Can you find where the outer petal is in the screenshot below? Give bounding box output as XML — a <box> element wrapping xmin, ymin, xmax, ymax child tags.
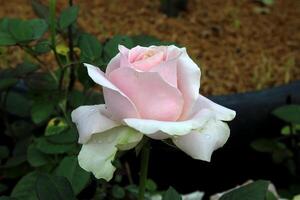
<box><xmin>194</xmin><ymin>95</ymin><xmax>236</xmax><ymax>121</ymax></box>
<box><xmin>173</xmin><ymin>120</ymin><xmax>230</xmax><ymax>161</ymax></box>
<box><xmin>78</xmin><ymin>126</ymin><xmax>143</xmax><ymax>181</ymax></box>
<box><xmin>71</xmin><ymin>105</ymin><xmax>119</xmax><ymax>143</ymax></box>
<box><xmin>85</xmin><ymin>63</ymin><xmax>139</xmax><ymax>120</ymax></box>
<box><xmin>106</xmin><ymin>53</ymin><xmax>121</xmax><ymax>75</ymax></box>
<box><xmin>123</xmin><ymin>108</ymin><xmax>213</xmax><ymax>137</ymax></box>
<box><xmin>175</xmin><ymin>46</ymin><xmax>201</xmax><ymax>120</ymax></box>
<box><xmin>109</xmin><ymin>67</ymin><xmax>184</xmax><ymax>121</ymax></box>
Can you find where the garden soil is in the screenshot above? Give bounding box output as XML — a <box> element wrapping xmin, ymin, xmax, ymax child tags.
<box><xmin>0</xmin><ymin>0</ymin><xmax>300</xmax><ymax>95</ymax></box>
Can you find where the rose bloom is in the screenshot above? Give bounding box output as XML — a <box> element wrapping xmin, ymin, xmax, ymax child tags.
<box><xmin>72</xmin><ymin>45</ymin><xmax>236</xmax><ymax>180</ymax></box>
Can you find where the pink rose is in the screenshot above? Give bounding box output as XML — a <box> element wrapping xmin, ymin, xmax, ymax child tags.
<box><xmin>72</xmin><ymin>45</ymin><xmax>236</xmax><ymax>180</ymax></box>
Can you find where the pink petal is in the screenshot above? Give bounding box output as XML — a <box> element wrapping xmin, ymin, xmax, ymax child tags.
<box><xmin>71</xmin><ymin>104</ymin><xmax>119</xmax><ymax>143</ymax></box>
<box><xmin>128</xmin><ymin>45</ymin><xmax>148</xmax><ymax>63</ymax></box>
<box><xmin>106</xmin><ymin>53</ymin><xmax>121</xmax><ymax>75</ymax></box>
<box><xmin>109</xmin><ymin>67</ymin><xmax>184</xmax><ymax>121</ymax></box>
<box><xmin>193</xmin><ymin>95</ymin><xmax>236</xmax><ymax>121</ymax></box>
<box><xmin>85</xmin><ymin>63</ymin><xmax>140</xmax><ymax>120</ymax></box>
<box><xmin>174</xmin><ymin>46</ymin><xmax>201</xmax><ymax>120</ymax></box>
<box><xmin>132</xmin><ymin>51</ymin><xmax>164</xmax><ymax>71</ymax></box>
<box><xmin>150</xmin><ymin>47</ymin><xmax>181</xmax><ymax>88</ymax></box>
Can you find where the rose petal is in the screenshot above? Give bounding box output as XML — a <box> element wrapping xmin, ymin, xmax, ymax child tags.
<box><xmin>106</xmin><ymin>53</ymin><xmax>121</xmax><ymax>75</ymax></box>
<box><xmin>78</xmin><ymin>126</ymin><xmax>143</xmax><ymax>181</ymax></box>
<box><xmin>85</xmin><ymin>63</ymin><xmax>139</xmax><ymax>120</ymax></box>
<box><xmin>133</xmin><ymin>51</ymin><xmax>164</xmax><ymax>71</ymax></box>
<box><xmin>128</xmin><ymin>45</ymin><xmax>148</xmax><ymax>63</ymax></box>
<box><xmin>174</xmin><ymin>46</ymin><xmax>201</xmax><ymax>120</ymax></box>
<box><xmin>173</xmin><ymin>119</ymin><xmax>230</xmax><ymax>161</ymax></box>
<box><xmin>123</xmin><ymin>108</ymin><xmax>213</xmax><ymax>136</ymax></box>
<box><xmin>109</xmin><ymin>67</ymin><xmax>184</xmax><ymax>121</ymax></box>
<box><xmin>71</xmin><ymin>104</ymin><xmax>119</xmax><ymax>143</ymax></box>
<box><xmin>150</xmin><ymin>52</ymin><xmax>179</xmax><ymax>88</ymax></box>
<box><xmin>194</xmin><ymin>95</ymin><xmax>236</xmax><ymax>121</ymax></box>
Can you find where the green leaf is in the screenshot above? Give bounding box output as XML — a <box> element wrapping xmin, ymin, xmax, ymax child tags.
<box><xmin>11</xmin><ymin>172</ymin><xmax>38</xmax><ymax>200</ymax></box>
<box><xmin>131</xmin><ymin>35</ymin><xmax>161</xmax><ymax>47</ymax></box>
<box><xmin>281</xmin><ymin>126</ymin><xmax>291</xmax><ymax>136</ymax></box>
<box><xmin>35</xmin><ymin>173</ymin><xmax>76</xmax><ymax>200</ymax></box>
<box><xmin>0</xmin><ymin>32</ymin><xmax>16</xmax><ymax>46</ymax></box>
<box><xmin>251</xmin><ymin>139</ymin><xmax>279</xmax><ymax>153</ymax></box>
<box><xmin>8</xmin><ymin>19</ymin><xmax>47</xmax><ymax>43</ymax></box>
<box><xmin>8</xmin><ymin>19</ymin><xmax>33</xmax><ymax>43</ymax></box>
<box><xmin>146</xmin><ymin>179</ymin><xmax>157</xmax><ymax>192</ymax></box>
<box><xmin>0</xmin><ymin>183</ymin><xmax>8</xmax><ymax>193</ymax></box>
<box><xmin>14</xmin><ymin>62</ymin><xmax>38</xmax><ymax>77</ymax></box>
<box><xmin>112</xmin><ymin>185</ymin><xmax>125</xmax><ymax>199</ymax></box>
<box><xmin>45</xmin><ymin>117</ymin><xmax>68</xmax><ymax>136</ymax></box>
<box><xmin>31</xmin><ymin>101</ymin><xmax>54</xmax><ymax>124</ymax></box>
<box><xmin>59</xmin><ymin>5</ymin><xmax>79</xmax><ymax>29</ymax></box>
<box><xmin>34</xmin><ymin>40</ymin><xmax>51</xmax><ymax>54</ymax></box>
<box><xmin>78</xmin><ymin>33</ymin><xmax>103</xmax><ymax>65</ymax></box>
<box><xmin>0</xmin><ymin>146</ymin><xmax>9</xmax><ymax>160</ymax></box>
<box><xmin>68</xmin><ymin>90</ymin><xmax>85</xmax><ymax>108</ymax></box>
<box><xmin>10</xmin><ymin>120</ymin><xmax>34</xmax><ymax>139</ymax></box>
<box><xmin>272</xmin><ymin>105</ymin><xmax>300</xmax><ymax>124</ymax></box>
<box><xmin>219</xmin><ymin>180</ymin><xmax>270</xmax><ymax>200</ymax></box>
<box><xmin>31</xmin><ymin>0</ymin><xmax>50</xmax><ymax>21</ymax></box>
<box><xmin>76</xmin><ymin>64</ymin><xmax>94</xmax><ymax>89</ymax></box>
<box><xmin>0</xmin><ymin>78</ymin><xmax>17</xmax><ymax>91</ymax></box>
<box><xmin>54</xmin><ymin>156</ymin><xmax>90</xmax><ymax>195</ymax></box>
<box><xmin>46</xmin><ymin>128</ymin><xmax>78</xmax><ymax>144</ymax></box>
<box><xmin>36</xmin><ymin>138</ymin><xmax>76</xmax><ymax>154</ymax></box>
<box><xmin>266</xmin><ymin>191</ymin><xmax>277</xmax><ymax>200</ymax></box>
<box><xmin>5</xmin><ymin>91</ymin><xmax>32</xmax><ymax>117</ymax></box>
<box><xmin>163</xmin><ymin>187</ymin><xmax>182</xmax><ymax>200</ymax></box>
<box><xmin>28</xmin><ymin>19</ymin><xmax>48</xmax><ymax>40</ymax></box>
<box><xmin>27</xmin><ymin>144</ymin><xmax>50</xmax><ymax>167</ymax></box>
<box><xmin>0</xmin><ymin>197</ymin><xmax>17</xmax><ymax>200</ymax></box>
<box><xmin>261</xmin><ymin>0</ymin><xmax>274</xmax><ymax>6</ymax></box>
<box><xmin>104</xmin><ymin>35</ymin><xmax>134</xmax><ymax>62</ymax></box>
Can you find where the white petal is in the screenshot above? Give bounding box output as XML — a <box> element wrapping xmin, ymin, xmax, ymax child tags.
<box><xmin>71</xmin><ymin>104</ymin><xmax>119</xmax><ymax>143</ymax></box>
<box><xmin>123</xmin><ymin>108</ymin><xmax>213</xmax><ymax>136</ymax></box>
<box><xmin>176</xmin><ymin>47</ymin><xmax>201</xmax><ymax>120</ymax></box>
<box><xmin>173</xmin><ymin>120</ymin><xmax>230</xmax><ymax>162</ymax></box>
<box><xmin>78</xmin><ymin>126</ymin><xmax>143</xmax><ymax>181</ymax></box>
<box><xmin>194</xmin><ymin>95</ymin><xmax>236</xmax><ymax>121</ymax></box>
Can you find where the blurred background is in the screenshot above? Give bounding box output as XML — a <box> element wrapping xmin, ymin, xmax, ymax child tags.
<box><xmin>0</xmin><ymin>0</ymin><xmax>300</xmax><ymax>199</ymax></box>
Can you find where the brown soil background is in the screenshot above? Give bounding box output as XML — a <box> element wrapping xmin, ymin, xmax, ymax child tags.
<box><xmin>0</xmin><ymin>0</ymin><xmax>300</xmax><ymax>95</ymax></box>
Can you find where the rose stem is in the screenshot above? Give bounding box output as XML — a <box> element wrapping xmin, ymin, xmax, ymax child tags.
<box><xmin>138</xmin><ymin>138</ymin><xmax>151</xmax><ymax>200</ymax></box>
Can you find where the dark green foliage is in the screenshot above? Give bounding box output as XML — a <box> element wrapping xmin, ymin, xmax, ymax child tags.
<box><xmin>163</xmin><ymin>187</ymin><xmax>182</xmax><ymax>200</ymax></box>
<box><xmin>219</xmin><ymin>180</ymin><xmax>270</xmax><ymax>200</ymax></box>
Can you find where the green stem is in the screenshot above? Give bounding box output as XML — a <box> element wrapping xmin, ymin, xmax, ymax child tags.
<box><xmin>67</xmin><ymin>0</ymin><xmax>76</xmax><ymax>92</ymax></box>
<box><xmin>138</xmin><ymin>139</ymin><xmax>150</xmax><ymax>200</ymax></box>
<box><xmin>49</xmin><ymin>0</ymin><xmax>63</xmax><ymax>89</ymax></box>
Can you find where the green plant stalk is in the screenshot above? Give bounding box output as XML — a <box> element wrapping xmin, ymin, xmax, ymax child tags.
<box><xmin>49</xmin><ymin>0</ymin><xmax>64</xmax><ymax>89</ymax></box>
<box><xmin>67</xmin><ymin>0</ymin><xmax>76</xmax><ymax>92</ymax></box>
<box><xmin>138</xmin><ymin>139</ymin><xmax>150</xmax><ymax>200</ymax></box>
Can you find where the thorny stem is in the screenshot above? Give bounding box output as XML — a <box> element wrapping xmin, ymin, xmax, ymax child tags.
<box><xmin>138</xmin><ymin>138</ymin><xmax>150</xmax><ymax>200</ymax></box>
